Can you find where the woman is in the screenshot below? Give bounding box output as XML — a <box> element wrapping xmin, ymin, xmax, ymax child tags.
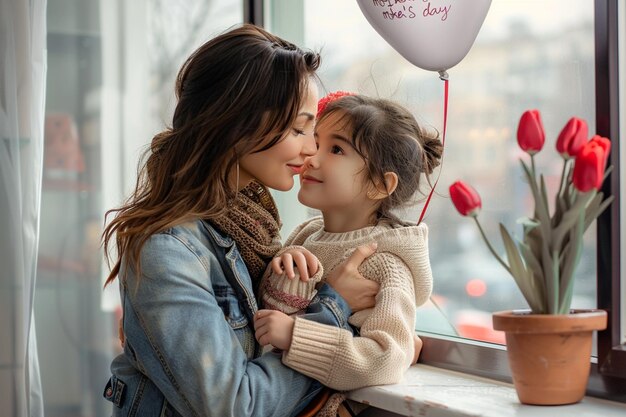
<box><xmin>101</xmin><ymin>24</ymin><xmax>378</xmax><ymax>417</ymax></box>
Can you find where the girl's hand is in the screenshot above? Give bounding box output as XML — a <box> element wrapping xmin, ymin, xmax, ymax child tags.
<box><xmin>325</xmin><ymin>243</ymin><xmax>380</xmax><ymax>312</ymax></box>
<box><xmin>271</xmin><ymin>247</ymin><xmax>319</xmax><ymax>281</ymax></box>
<box><xmin>254</xmin><ymin>309</ymin><xmax>295</xmax><ymax>350</ymax></box>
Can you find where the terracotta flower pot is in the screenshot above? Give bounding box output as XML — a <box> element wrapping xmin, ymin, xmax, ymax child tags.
<box><xmin>492</xmin><ymin>309</ymin><xmax>607</xmax><ymax>405</ymax></box>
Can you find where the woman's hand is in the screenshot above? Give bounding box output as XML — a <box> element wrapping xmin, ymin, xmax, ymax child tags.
<box><xmin>271</xmin><ymin>247</ymin><xmax>319</xmax><ymax>281</ymax></box>
<box><xmin>325</xmin><ymin>243</ymin><xmax>380</xmax><ymax>312</ymax></box>
<box><xmin>118</xmin><ymin>318</ymin><xmax>125</xmax><ymax>347</ymax></box>
<box><xmin>254</xmin><ymin>309</ymin><xmax>295</xmax><ymax>350</ymax></box>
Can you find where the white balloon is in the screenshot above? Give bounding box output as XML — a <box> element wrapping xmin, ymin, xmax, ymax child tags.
<box><xmin>357</xmin><ymin>0</ymin><xmax>492</xmax><ymax>76</ymax></box>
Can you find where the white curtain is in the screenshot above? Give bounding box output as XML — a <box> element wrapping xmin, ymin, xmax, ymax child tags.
<box><xmin>0</xmin><ymin>0</ymin><xmax>47</xmax><ymax>416</ymax></box>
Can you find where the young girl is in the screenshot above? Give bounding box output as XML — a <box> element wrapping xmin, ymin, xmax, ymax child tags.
<box><xmin>254</xmin><ymin>93</ymin><xmax>442</xmax><ymax>411</ymax></box>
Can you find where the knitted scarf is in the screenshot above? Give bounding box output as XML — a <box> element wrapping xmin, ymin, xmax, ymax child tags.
<box><xmin>209</xmin><ymin>181</ymin><xmax>282</xmax><ymax>287</ymax></box>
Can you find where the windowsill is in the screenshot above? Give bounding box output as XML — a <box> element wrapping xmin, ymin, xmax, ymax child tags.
<box><xmin>347</xmin><ymin>364</ymin><xmax>626</xmax><ymax>416</ymax></box>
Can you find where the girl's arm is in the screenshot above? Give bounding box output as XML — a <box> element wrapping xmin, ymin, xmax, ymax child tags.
<box><xmin>272</xmin><ymin>217</ymin><xmax>380</xmax><ymax>315</ymax></box>
<box><xmin>282</xmin><ymin>253</ymin><xmax>418</xmax><ymax>391</ymax></box>
<box><xmin>259</xmin><ymin>245</ymin><xmax>324</xmax><ymax>314</ymax></box>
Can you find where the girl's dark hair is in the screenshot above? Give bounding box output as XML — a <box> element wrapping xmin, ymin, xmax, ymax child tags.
<box><xmin>103</xmin><ymin>24</ymin><xmax>320</xmax><ymax>285</ymax></box>
<box><xmin>318</xmin><ymin>95</ymin><xmax>443</xmax><ymax>224</ymax></box>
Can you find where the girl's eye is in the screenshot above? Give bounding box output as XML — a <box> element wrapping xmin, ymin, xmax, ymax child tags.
<box><xmin>315</xmin><ymin>142</ymin><xmax>320</xmax><ymax>150</ymax></box>
<box><xmin>331</xmin><ymin>145</ymin><xmax>344</xmax><ymax>155</ymax></box>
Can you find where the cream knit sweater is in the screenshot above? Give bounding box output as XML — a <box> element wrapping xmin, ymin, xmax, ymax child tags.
<box><xmin>259</xmin><ymin>216</ymin><xmax>433</xmax><ymax>391</ymax></box>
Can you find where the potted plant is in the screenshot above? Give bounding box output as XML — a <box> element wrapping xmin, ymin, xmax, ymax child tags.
<box><xmin>448</xmin><ymin>110</ymin><xmax>613</xmax><ymax>405</ymax></box>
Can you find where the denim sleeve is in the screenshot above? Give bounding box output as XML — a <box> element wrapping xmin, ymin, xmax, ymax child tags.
<box><xmin>302</xmin><ymin>283</ymin><xmax>353</xmax><ymax>331</ymax></box>
<box><xmin>121</xmin><ymin>233</ymin><xmax>316</xmax><ymax>417</ymax></box>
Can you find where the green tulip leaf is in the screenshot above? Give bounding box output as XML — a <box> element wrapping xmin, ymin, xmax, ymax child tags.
<box><xmin>540</xmin><ymin>175</ymin><xmax>551</xmax><ymax>216</ymax></box>
<box><xmin>520</xmin><ymin>160</ymin><xmax>540</xmax><ymax>220</ymax></box>
<box><xmin>517</xmin><ymin>216</ymin><xmax>540</xmax><ymax>229</ymax></box>
<box><xmin>550</xmin><ymin>249</ymin><xmax>560</xmax><ymax>314</ymax></box>
<box><xmin>553</xmin><ymin>193</ymin><xmax>566</xmax><ymax>228</ymax></box>
<box><xmin>540</xmin><ymin>238</ymin><xmax>556</xmax><ymax>314</ymax></box>
<box><xmin>584</xmin><ymin>191</ymin><xmax>603</xmax><ymax>218</ymax></box>
<box><xmin>518</xmin><ymin>217</ymin><xmax>540</xmax><ymax>243</ymax></box>
<box><xmin>584</xmin><ymin>194</ymin><xmax>614</xmax><ymax>232</ymax></box>
<box><xmin>552</xmin><ymin>191</ymin><xmax>594</xmax><ymax>253</ymax></box>
<box><xmin>519</xmin><ymin>242</ymin><xmax>544</xmax><ymax>286</ymax></box>
<box><xmin>524</xmin><ymin>224</ymin><xmax>543</xmax><ymax>260</ymax></box>
<box><xmin>558</xmin><ymin>211</ymin><xmax>584</xmax><ymax>314</ymax></box>
<box><xmin>499</xmin><ymin>223</ymin><xmax>542</xmax><ymax>313</ymax></box>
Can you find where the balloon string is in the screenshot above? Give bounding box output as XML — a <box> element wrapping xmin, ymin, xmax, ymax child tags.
<box><xmin>417</xmin><ymin>77</ymin><xmax>448</xmax><ymax>225</ymax></box>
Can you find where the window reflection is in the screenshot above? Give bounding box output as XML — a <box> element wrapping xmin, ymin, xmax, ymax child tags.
<box><xmin>39</xmin><ymin>1</ymin><xmax>241</xmax><ymax>416</ymax></box>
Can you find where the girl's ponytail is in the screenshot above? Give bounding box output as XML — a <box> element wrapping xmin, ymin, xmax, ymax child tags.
<box><xmin>420</xmin><ymin>134</ymin><xmax>443</xmax><ymax>175</ymax></box>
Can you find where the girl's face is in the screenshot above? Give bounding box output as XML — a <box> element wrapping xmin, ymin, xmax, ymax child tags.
<box><xmin>238</xmin><ymin>81</ymin><xmax>318</xmax><ymax>191</ymax></box>
<box><xmin>298</xmin><ymin>111</ymin><xmax>377</xmax><ymax>229</ymax></box>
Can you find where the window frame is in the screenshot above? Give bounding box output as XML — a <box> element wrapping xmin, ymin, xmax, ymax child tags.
<box><xmin>244</xmin><ymin>0</ymin><xmax>264</xmax><ymax>25</ymax></box>
<box><xmin>595</xmin><ymin>0</ymin><xmax>626</xmax><ymax>388</ymax></box>
<box><xmin>247</xmin><ymin>0</ymin><xmax>625</xmax><ymax>403</ymax></box>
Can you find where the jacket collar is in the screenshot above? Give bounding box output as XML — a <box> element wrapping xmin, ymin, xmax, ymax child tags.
<box><xmin>200</xmin><ymin>220</ymin><xmax>235</xmax><ymax>248</ymax></box>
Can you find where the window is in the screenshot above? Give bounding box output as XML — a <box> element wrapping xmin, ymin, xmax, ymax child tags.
<box><xmin>36</xmin><ymin>2</ymin><xmax>624</xmax><ymax>415</ymax></box>
<box><xmin>265</xmin><ymin>0</ymin><xmax>625</xmax><ymax>401</ymax></box>
<box><xmin>40</xmin><ymin>1</ymin><xmax>242</xmax><ymax>416</ymax></box>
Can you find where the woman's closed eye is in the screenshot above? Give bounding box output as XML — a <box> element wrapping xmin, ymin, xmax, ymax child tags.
<box><xmin>292</xmin><ymin>128</ymin><xmax>306</xmax><ymax>136</ymax></box>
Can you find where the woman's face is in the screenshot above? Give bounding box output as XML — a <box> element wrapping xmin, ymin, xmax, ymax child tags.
<box><xmin>238</xmin><ymin>82</ymin><xmax>318</xmax><ymax>191</ymax></box>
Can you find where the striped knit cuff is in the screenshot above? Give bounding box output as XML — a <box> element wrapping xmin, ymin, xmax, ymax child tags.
<box><xmin>282</xmin><ymin>317</ymin><xmax>344</xmax><ymax>385</ymax></box>
<box><xmin>261</xmin><ymin>268</ymin><xmax>322</xmax><ymax>314</ymax></box>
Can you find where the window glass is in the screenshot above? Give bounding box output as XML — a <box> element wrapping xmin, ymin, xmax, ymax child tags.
<box><xmin>270</xmin><ymin>0</ymin><xmax>596</xmax><ymax>344</ymax></box>
<box><xmin>40</xmin><ymin>1</ymin><xmax>241</xmax><ymax>416</ymax></box>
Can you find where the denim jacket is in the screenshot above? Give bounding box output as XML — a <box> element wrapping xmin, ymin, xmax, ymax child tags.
<box><xmin>104</xmin><ymin>220</ymin><xmax>351</xmax><ymax>417</ymax></box>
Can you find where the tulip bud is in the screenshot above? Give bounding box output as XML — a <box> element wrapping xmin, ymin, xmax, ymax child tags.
<box><xmin>556</xmin><ymin>117</ymin><xmax>588</xmax><ymax>158</ymax></box>
<box><xmin>588</xmin><ymin>135</ymin><xmax>611</xmax><ymax>167</ymax></box>
<box><xmin>572</xmin><ymin>138</ymin><xmax>611</xmax><ymax>192</ymax></box>
<box><xmin>517</xmin><ymin>110</ymin><xmax>545</xmax><ymax>155</ymax></box>
<box><xmin>449</xmin><ymin>180</ymin><xmax>482</xmax><ymax>217</ymax></box>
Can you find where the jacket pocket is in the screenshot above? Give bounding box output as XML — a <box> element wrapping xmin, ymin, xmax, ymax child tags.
<box><xmin>103</xmin><ymin>375</ymin><xmax>128</xmax><ymax>409</ymax></box>
<box><xmin>213</xmin><ymin>284</ymin><xmax>257</xmax><ymax>356</ymax></box>
<box><xmin>105</xmin><ymin>372</ymin><xmax>173</xmax><ymax>417</ymax></box>
<box><xmin>214</xmin><ymin>284</ymin><xmax>248</xmax><ymax>329</ymax></box>
<box><xmin>104</xmin><ymin>373</ymin><xmax>147</xmax><ymax>417</ymax></box>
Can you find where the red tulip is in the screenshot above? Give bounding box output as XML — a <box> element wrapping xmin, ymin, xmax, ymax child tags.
<box><xmin>572</xmin><ymin>137</ymin><xmax>611</xmax><ymax>192</ymax></box>
<box><xmin>517</xmin><ymin>110</ymin><xmax>545</xmax><ymax>155</ymax></box>
<box><xmin>450</xmin><ymin>181</ymin><xmax>482</xmax><ymax>217</ymax></box>
<box><xmin>588</xmin><ymin>135</ymin><xmax>611</xmax><ymax>166</ymax></box>
<box><xmin>556</xmin><ymin>117</ymin><xmax>588</xmax><ymax>158</ymax></box>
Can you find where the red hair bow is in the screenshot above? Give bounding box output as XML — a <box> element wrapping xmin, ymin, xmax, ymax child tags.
<box><xmin>317</xmin><ymin>91</ymin><xmax>354</xmax><ymax>118</ymax></box>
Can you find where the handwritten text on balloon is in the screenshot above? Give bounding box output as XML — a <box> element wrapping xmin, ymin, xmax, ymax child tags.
<box><xmin>371</xmin><ymin>0</ymin><xmax>452</xmax><ymax>22</ymax></box>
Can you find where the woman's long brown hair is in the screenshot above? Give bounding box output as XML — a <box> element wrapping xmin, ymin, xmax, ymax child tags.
<box><xmin>102</xmin><ymin>24</ymin><xmax>320</xmax><ymax>286</ymax></box>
